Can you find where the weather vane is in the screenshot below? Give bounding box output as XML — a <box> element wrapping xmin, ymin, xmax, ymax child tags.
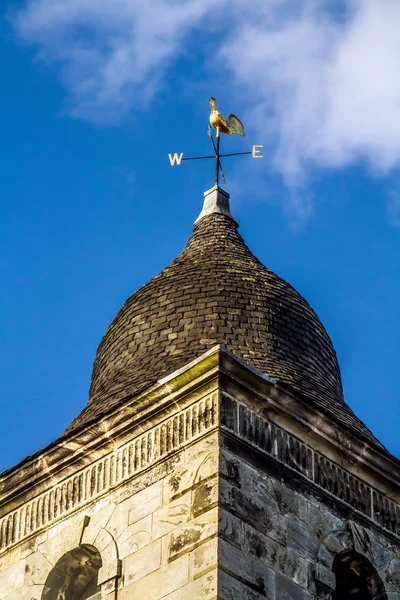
<box><xmin>168</xmin><ymin>97</ymin><xmax>263</xmax><ymax>185</ymax></box>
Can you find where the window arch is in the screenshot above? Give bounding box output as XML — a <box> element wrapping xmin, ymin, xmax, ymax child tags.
<box><xmin>332</xmin><ymin>550</ymin><xmax>388</xmax><ymax>600</ymax></box>
<box><xmin>41</xmin><ymin>544</ymin><xmax>102</xmax><ymax>600</ymax></box>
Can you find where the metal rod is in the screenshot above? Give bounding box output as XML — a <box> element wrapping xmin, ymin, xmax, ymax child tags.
<box><xmin>219</xmin><ymin>151</ymin><xmax>252</xmax><ymax>157</ymax></box>
<box><xmin>215</xmin><ymin>128</ymin><xmax>220</xmax><ymax>186</ymax></box>
<box><xmin>181</xmin><ymin>150</ymin><xmax>253</xmax><ymax>161</ymax></box>
<box><xmin>210</xmin><ymin>129</ymin><xmax>226</xmax><ymax>181</ymax></box>
<box><xmin>209</xmin><ymin>131</ymin><xmax>218</xmax><ymax>155</ymax></box>
<box><xmin>181</xmin><ymin>155</ymin><xmax>216</xmax><ymax>160</ymax></box>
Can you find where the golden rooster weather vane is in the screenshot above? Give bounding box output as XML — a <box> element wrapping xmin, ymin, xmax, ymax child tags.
<box><xmin>168</xmin><ymin>97</ymin><xmax>263</xmax><ymax>186</ymax></box>
<box><xmin>208</xmin><ymin>97</ymin><xmax>245</xmax><ymax>137</ymax></box>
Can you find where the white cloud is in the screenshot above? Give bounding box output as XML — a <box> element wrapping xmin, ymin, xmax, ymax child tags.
<box><xmin>221</xmin><ymin>0</ymin><xmax>400</xmax><ymax>184</ymax></box>
<box><xmin>12</xmin><ymin>0</ymin><xmax>400</xmax><ymax>221</ymax></box>
<box><xmin>12</xmin><ymin>0</ymin><xmax>225</xmax><ymax>121</ymax></box>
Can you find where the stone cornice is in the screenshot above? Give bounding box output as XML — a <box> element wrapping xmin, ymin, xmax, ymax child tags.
<box><xmin>0</xmin><ymin>347</ymin><xmax>222</xmax><ymax>509</ymax></box>
<box><xmin>220</xmin><ymin>394</ymin><xmax>400</xmax><ymax>539</ymax></box>
<box><xmin>0</xmin><ymin>391</ymin><xmax>219</xmax><ymax>553</ymax></box>
<box><xmin>1</xmin><ymin>347</ymin><xmax>399</xmax><ymax>555</ymax></box>
<box><xmin>217</xmin><ymin>349</ymin><xmax>400</xmax><ymax>498</ymax></box>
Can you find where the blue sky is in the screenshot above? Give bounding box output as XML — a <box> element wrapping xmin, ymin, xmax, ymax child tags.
<box><xmin>1</xmin><ymin>0</ymin><xmax>400</xmax><ymax>471</ymax></box>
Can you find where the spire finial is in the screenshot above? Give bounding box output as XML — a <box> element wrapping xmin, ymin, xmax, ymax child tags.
<box><xmin>195</xmin><ymin>185</ymin><xmax>235</xmax><ymax>224</ymax></box>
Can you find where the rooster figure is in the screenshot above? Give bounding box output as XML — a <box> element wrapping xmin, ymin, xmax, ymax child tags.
<box><xmin>208</xmin><ymin>97</ymin><xmax>245</xmax><ymax>136</ymax></box>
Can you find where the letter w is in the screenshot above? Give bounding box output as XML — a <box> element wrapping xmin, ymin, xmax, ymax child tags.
<box><xmin>168</xmin><ymin>153</ymin><xmax>183</xmax><ymax>166</ymax></box>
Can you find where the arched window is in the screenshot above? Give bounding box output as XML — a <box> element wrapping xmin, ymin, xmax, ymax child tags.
<box><xmin>41</xmin><ymin>544</ymin><xmax>102</xmax><ymax>600</ymax></box>
<box><xmin>332</xmin><ymin>550</ymin><xmax>388</xmax><ymax>600</ymax></box>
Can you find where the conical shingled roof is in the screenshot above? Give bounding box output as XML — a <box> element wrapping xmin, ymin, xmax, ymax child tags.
<box><xmin>65</xmin><ymin>187</ymin><xmax>380</xmax><ymax>447</ymax></box>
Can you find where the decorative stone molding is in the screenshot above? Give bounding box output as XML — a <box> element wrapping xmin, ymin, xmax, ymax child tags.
<box><xmin>1</xmin><ymin>389</ymin><xmax>399</xmax><ymax>559</ymax></box>
<box><xmin>0</xmin><ymin>393</ymin><xmax>218</xmax><ymax>554</ymax></box>
<box><xmin>347</xmin><ymin>520</ymin><xmax>371</xmax><ymax>555</ymax></box>
<box><xmin>221</xmin><ymin>395</ymin><xmax>400</xmax><ymax>537</ymax></box>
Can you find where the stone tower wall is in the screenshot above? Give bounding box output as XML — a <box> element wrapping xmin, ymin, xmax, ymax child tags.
<box><xmin>0</xmin><ymin>435</ymin><xmax>220</xmax><ymax>599</ymax></box>
<box><xmin>0</xmin><ymin>392</ymin><xmax>220</xmax><ymax>600</ymax></box>
<box><xmin>1</xmin><ymin>360</ymin><xmax>400</xmax><ymax>600</ymax></box>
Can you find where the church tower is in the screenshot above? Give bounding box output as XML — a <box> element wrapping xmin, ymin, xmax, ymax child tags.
<box><xmin>1</xmin><ymin>185</ymin><xmax>399</xmax><ymax>600</ymax></box>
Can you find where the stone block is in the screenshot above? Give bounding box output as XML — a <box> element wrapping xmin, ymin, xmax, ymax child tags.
<box><xmin>220</xmin><ymin>479</ymin><xmax>285</xmax><ymax>545</ymax></box>
<box><xmin>303</xmin><ymin>501</ymin><xmax>343</xmax><ymax>552</ymax></box>
<box><xmin>152</xmin><ymin>492</ymin><xmax>191</xmax><ymax>541</ymax></box>
<box><xmin>191</xmin><ymin>537</ymin><xmax>218</xmax><ymax>579</ymax></box>
<box><xmin>168</xmin><ymin>507</ymin><xmax>218</xmax><ymax>560</ymax></box>
<box><xmin>314</xmin><ymin>563</ymin><xmax>336</xmax><ymax>590</ymax></box>
<box><xmin>218</xmin><ymin>570</ymin><xmax>269</xmax><ymax>600</ymax></box>
<box><xmin>242</xmin><ymin>522</ymin><xmax>309</xmax><ymax>589</ymax></box>
<box><xmin>119</xmin><ymin>554</ymin><xmax>189</xmax><ymax>599</ymax></box>
<box><xmin>86</xmin><ymin>500</ymin><xmax>114</xmax><ymax>529</ymax></box>
<box><xmin>219</xmin><ymin>509</ymin><xmax>242</xmax><ymax>546</ymax></box>
<box><xmin>81</xmin><ymin>503</ymin><xmax>116</xmax><ymax>546</ymax></box>
<box><xmin>164</xmin><ymin>435</ymin><xmax>218</xmax><ymax>502</ymax></box>
<box><xmin>285</xmin><ymin>514</ymin><xmax>320</xmax><ymax>560</ymax></box>
<box><xmin>193</xmin><ymin>477</ymin><xmax>218</xmax><ymax>517</ymax></box>
<box><xmin>46</xmin><ymin>511</ymin><xmax>84</xmax><ymax>543</ymax></box>
<box><xmin>38</xmin><ymin>517</ymin><xmax>83</xmax><ymax>566</ymax></box>
<box><xmin>219</xmin><ymin>540</ymin><xmax>274</xmax><ymax>596</ymax></box>
<box><xmin>0</xmin><ymin>531</ymin><xmax>47</xmax><ymax>573</ymax></box>
<box><xmin>87</xmin><ymin>527</ymin><xmax>111</xmax><ymax>556</ymax></box>
<box><xmin>4</xmin><ymin>584</ymin><xmax>42</xmax><ymax>600</ymax></box>
<box><xmin>118</xmin><ymin>514</ymin><xmax>152</xmax><ymax>559</ymax></box>
<box><xmin>124</xmin><ymin>539</ymin><xmax>162</xmax><ymax>586</ymax></box>
<box><xmin>101</xmin><ymin>576</ymin><xmax>118</xmax><ymax>598</ymax></box>
<box><xmin>220</xmin><ymin>451</ymin><xmax>242</xmax><ymax>488</ymax></box>
<box><xmin>0</xmin><ymin>546</ymin><xmax>22</xmax><ymax>575</ymax></box>
<box><xmin>275</xmin><ymin>573</ymin><xmax>313</xmax><ymax>600</ymax></box>
<box><xmin>163</xmin><ymin>569</ymin><xmax>217</xmax><ymax>599</ymax></box>
<box><xmin>125</xmin><ymin>481</ymin><xmax>162</xmax><ymax>528</ymax></box>
<box><xmin>0</xmin><ymin>559</ymin><xmax>25</xmax><ymax>600</ymax></box>
<box><xmin>98</xmin><ymin>557</ymin><xmax>121</xmax><ymax>586</ymax></box>
<box><xmin>24</xmin><ymin>550</ymin><xmax>52</xmax><ymax>586</ymax></box>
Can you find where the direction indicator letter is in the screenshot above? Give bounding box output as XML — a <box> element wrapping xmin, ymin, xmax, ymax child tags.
<box><xmin>252</xmin><ymin>145</ymin><xmax>263</xmax><ymax>158</ymax></box>
<box><xmin>168</xmin><ymin>153</ymin><xmax>183</xmax><ymax>166</ymax></box>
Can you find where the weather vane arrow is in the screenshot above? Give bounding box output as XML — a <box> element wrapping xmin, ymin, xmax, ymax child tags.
<box><xmin>168</xmin><ymin>97</ymin><xmax>263</xmax><ymax>185</ymax></box>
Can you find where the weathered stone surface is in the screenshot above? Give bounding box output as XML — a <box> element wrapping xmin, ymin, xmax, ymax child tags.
<box><xmin>163</xmin><ymin>434</ymin><xmax>218</xmax><ymax>502</ymax></box>
<box><xmin>193</xmin><ymin>476</ymin><xmax>218</xmax><ymax>516</ymax></box>
<box><xmin>285</xmin><ymin>513</ymin><xmax>321</xmax><ymax>561</ymax></box>
<box><xmin>152</xmin><ymin>492</ymin><xmax>191</xmax><ymax>540</ymax></box>
<box><xmin>219</xmin><ymin>509</ymin><xmax>242</xmax><ymax>547</ymax></box>
<box><xmin>275</xmin><ymin>573</ymin><xmax>314</xmax><ymax>600</ymax></box>
<box><xmin>1</xmin><ymin>381</ymin><xmax>400</xmax><ymax>600</ymax></box>
<box><xmin>124</xmin><ymin>539</ymin><xmax>162</xmax><ymax>585</ymax></box>
<box><xmin>219</xmin><ymin>539</ymin><xmax>274</xmax><ymax>596</ymax></box>
<box><xmin>220</xmin><ymin>478</ymin><xmax>286</xmax><ymax>545</ymax></box>
<box><xmin>117</xmin><ymin>514</ymin><xmax>152</xmax><ymax>559</ymax></box>
<box><xmin>4</xmin><ymin>584</ymin><xmax>42</xmax><ymax>600</ymax></box>
<box><xmin>191</xmin><ymin>538</ymin><xmax>218</xmax><ymax>579</ymax></box>
<box><xmin>168</xmin><ymin>507</ymin><xmax>218</xmax><ymax>560</ymax></box>
<box><xmin>126</xmin><ymin>481</ymin><xmax>163</xmax><ymax>527</ymax></box>
<box><xmin>119</xmin><ymin>555</ymin><xmax>189</xmax><ymax>599</ymax></box>
<box><xmin>24</xmin><ymin>550</ymin><xmax>52</xmax><ymax>586</ymax></box>
<box><xmin>0</xmin><ymin>560</ymin><xmax>25</xmax><ymax>599</ymax></box>
<box><xmin>163</xmin><ymin>569</ymin><xmax>217</xmax><ymax>599</ymax></box>
<box><xmin>38</xmin><ymin>513</ymin><xmax>83</xmax><ymax>566</ymax></box>
<box><xmin>218</xmin><ymin>570</ymin><xmax>269</xmax><ymax>600</ymax></box>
